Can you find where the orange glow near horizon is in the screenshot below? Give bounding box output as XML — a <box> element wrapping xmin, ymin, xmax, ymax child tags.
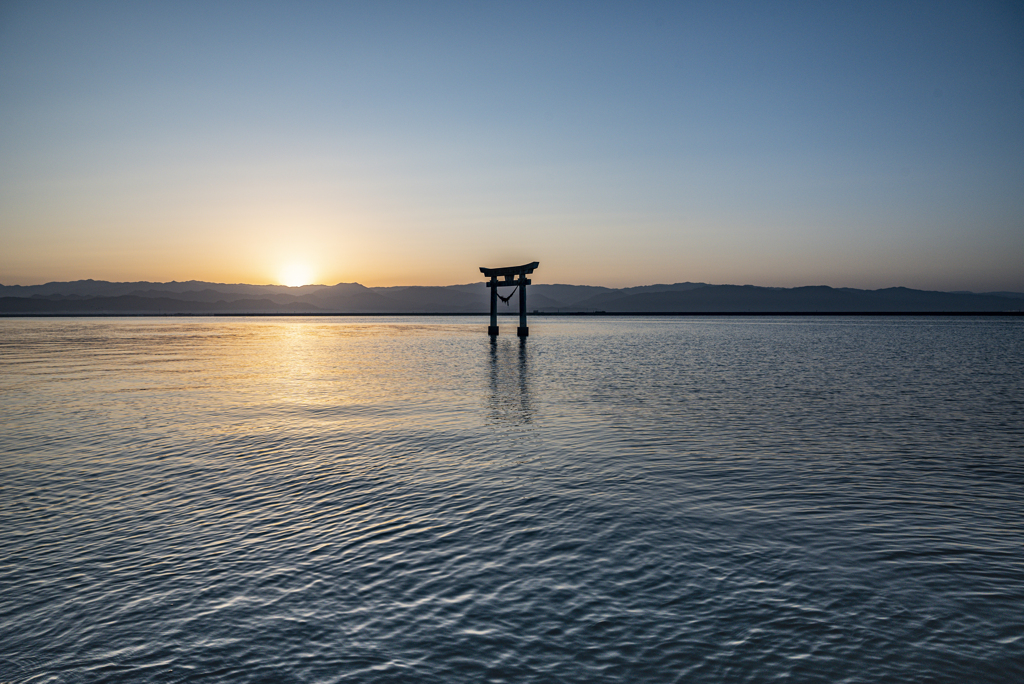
<box><xmin>279</xmin><ymin>263</ymin><xmax>316</xmax><ymax>288</ymax></box>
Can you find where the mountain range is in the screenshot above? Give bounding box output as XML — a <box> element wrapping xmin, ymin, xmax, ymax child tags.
<box><xmin>1</xmin><ymin>280</ymin><xmax>1021</xmax><ymax>314</ymax></box>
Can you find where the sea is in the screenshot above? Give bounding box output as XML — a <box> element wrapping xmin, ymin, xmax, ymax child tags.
<box><xmin>1</xmin><ymin>315</ymin><xmax>1022</xmax><ymax>683</ymax></box>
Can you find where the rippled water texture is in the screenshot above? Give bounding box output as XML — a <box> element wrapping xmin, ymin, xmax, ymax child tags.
<box><xmin>2</xmin><ymin>316</ymin><xmax>1023</xmax><ymax>683</ymax></box>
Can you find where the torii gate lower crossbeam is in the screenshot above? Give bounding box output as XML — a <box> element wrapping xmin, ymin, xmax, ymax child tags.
<box><xmin>480</xmin><ymin>261</ymin><xmax>539</xmax><ymax>337</ymax></box>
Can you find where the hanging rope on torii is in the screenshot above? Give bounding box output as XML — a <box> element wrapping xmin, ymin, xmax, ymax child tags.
<box><xmin>497</xmin><ymin>285</ymin><xmax>518</xmax><ymax>304</ymax></box>
<box><xmin>480</xmin><ymin>262</ymin><xmax>538</xmax><ymax>337</ymax></box>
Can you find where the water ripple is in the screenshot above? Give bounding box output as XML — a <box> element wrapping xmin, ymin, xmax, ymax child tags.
<box><xmin>1</xmin><ymin>316</ymin><xmax>1022</xmax><ymax>682</ymax></box>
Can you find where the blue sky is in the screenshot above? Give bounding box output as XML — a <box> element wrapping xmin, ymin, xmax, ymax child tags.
<box><xmin>2</xmin><ymin>1</ymin><xmax>1022</xmax><ymax>290</ymax></box>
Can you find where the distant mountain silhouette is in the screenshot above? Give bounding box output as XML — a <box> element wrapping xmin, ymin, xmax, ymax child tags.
<box><xmin>570</xmin><ymin>285</ymin><xmax>1021</xmax><ymax>313</ymax></box>
<box><xmin>0</xmin><ymin>279</ymin><xmax>331</xmax><ymax>299</ymax></box>
<box><xmin>1</xmin><ymin>280</ymin><xmax>1021</xmax><ymax>314</ymax></box>
<box><xmin>367</xmin><ymin>286</ymin><xmax>483</xmax><ymax>312</ymax></box>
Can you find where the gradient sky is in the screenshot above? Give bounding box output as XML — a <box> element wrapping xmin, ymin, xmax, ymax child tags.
<box><xmin>2</xmin><ymin>1</ymin><xmax>1022</xmax><ymax>290</ymax></box>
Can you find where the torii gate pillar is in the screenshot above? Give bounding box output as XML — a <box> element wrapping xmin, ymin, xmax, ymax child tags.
<box><xmin>480</xmin><ymin>261</ymin><xmax>539</xmax><ymax>337</ymax></box>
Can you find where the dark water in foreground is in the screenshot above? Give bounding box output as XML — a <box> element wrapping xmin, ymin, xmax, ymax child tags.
<box><xmin>1</xmin><ymin>316</ymin><xmax>1022</xmax><ymax>683</ymax></box>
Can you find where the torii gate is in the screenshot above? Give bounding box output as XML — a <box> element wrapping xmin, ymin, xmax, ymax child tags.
<box><xmin>480</xmin><ymin>261</ymin><xmax>539</xmax><ymax>337</ymax></box>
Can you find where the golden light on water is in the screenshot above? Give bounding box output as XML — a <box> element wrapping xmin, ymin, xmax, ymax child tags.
<box><xmin>280</xmin><ymin>263</ymin><xmax>315</xmax><ymax>287</ymax></box>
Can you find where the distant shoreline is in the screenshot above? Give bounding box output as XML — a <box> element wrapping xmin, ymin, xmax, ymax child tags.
<box><xmin>5</xmin><ymin>281</ymin><xmax>1021</xmax><ymax>315</ymax></box>
<box><xmin>2</xmin><ymin>311</ymin><xmax>1022</xmax><ymax>318</ymax></box>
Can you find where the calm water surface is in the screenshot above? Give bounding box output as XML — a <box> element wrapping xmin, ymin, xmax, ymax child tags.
<box><xmin>1</xmin><ymin>316</ymin><xmax>1022</xmax><ymax>683</ymax></box>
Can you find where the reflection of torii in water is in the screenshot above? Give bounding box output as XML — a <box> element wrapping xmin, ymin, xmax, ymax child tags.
<box><xmin>480</xmin><ymin>262</ymin><xmax>538</xmax><ymax>337</ymax></box>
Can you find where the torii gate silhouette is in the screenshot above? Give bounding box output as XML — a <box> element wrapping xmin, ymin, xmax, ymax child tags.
<box><xmin>480</xmin><ymin>261</ymin><xmax>539</xmax><ymax>337</ymax></box>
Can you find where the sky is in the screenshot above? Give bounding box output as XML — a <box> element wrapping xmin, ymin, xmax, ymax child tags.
<box><xmin>1</xmin><ymin>1</ymin><xmax>1022</xmax><ymax>291</ymax></box>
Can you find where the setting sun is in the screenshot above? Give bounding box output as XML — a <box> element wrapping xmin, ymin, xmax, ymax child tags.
<box><xmin>279</xmin><ymin>263</ymin><xmax>314</xmax><ymax>287</ymax></box>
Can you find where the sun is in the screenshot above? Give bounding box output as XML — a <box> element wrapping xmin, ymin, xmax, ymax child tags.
<box><xmin>280</xmin><ymin>263</ymin><xmax>315</xmax><ymax>287</ymax></box>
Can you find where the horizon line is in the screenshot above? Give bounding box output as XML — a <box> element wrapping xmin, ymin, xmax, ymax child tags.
<box><xmin>2</xmin><ymin>278</ymin><xmax>1023</xmax><ymax>296</ymax></box>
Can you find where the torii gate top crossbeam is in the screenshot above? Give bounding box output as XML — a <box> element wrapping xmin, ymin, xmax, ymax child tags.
<box><xmin>479</xmin><ymin>262</ymin><xmax>539</xmax><ymax>279</ymax></box>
